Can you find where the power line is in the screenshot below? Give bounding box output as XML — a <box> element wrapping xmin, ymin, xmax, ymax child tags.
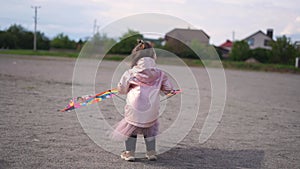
<box><xmin>31</xmin><ymin>6</ymin><xmax>41</xmax><ymax>51</ymax></box>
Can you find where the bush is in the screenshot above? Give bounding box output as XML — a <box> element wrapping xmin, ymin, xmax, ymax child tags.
<box><xmin>50</xmin><ymin>33</ymin><xmax>76</xmax><ymax>49</ymax></box>
<box><xmin>229</xmin><ymin>40</ymin><xmax>250</xmax><ymax>61</ymax></box>
<box><xmin>249</xmin><ymin>48</ymin><xmax>271</xmax><ymax>63</ymax></box>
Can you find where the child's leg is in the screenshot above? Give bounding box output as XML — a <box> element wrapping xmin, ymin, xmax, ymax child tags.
<box><xmin>144</xmin><ymin>136</ymin><xmax>156</xmax><ymax>151</ymax></box>
<box><xmin>121</xmin><ymin>135</ymin><xmax>137</xmax><ymax>161</ymax></box>
<box><xmin>144</xmin><ymin>135</ymin><xmax>157</xmax><ymax>160</ymax></box>
<box><xmin>125</xmin><ymin>135</ymin><xmax>137</xmax><ymax>152</ymax></box>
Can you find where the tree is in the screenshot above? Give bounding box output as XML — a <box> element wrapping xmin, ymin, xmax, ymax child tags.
<box><xmin>36</xmin><ymin>32</ymin><xmax>50</xmax><ymax>50</ymax></box>
<box><xmin>6</xmin><ymin>24</ymin><xmax>27</xmax><ymax>35</ymax></box>
<box><xmin>0</xmin><ymin>24</ymin><xmax>50</xmax><ymax>50</ymax></box>
<box><xmin>6</xmin><ymin>24</ymin><xmax>29</xmax><ymax>49</ymax></box>
<box><xmin>22</xmin><ymin>31</ymin><xmax>34</xmax><ymax>49</ymax></box>
<box><xmin>270</xmin><ymin>35</ymin><xmax>298</xmax><ymax>65</ymax></box>
<box><xmin>50</xmin><ymin>33</ymin><xmax>76</xmax><ymax>49</ymax></box>
<box><xmin>91</xmin><ymin>33</ymin><xmax>116</xmax><ymax>53</ymax></box>
<box><xmin>109</xmin><ymin>29</ymin><xmax>143</xmax><ymax>54</ymax></box>
<box><xmin>230</xmin><ymin>40</ymin><xmax>250</xmax><ymax>61</ymax></box>
<box><xmin>0</xmin><ymin>30</ymin><xmax>17</xmax><ymax>49</ymax></box>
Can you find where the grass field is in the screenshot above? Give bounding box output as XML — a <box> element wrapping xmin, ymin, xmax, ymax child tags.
<box><xmin>0</xmin><ymin>49</ymin><xmax>79</xmax><ymax>58</ymax></box>
<box><xmin>0</xmin><ymin>49</ymin><xmax>299</xmax><ymax>74</ymax></box>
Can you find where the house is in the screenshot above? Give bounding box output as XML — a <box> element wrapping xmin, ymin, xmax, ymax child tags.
<box><xmin>217</xmin><ymin>39</ymin><xmax>233</xmax><ymax>59</ymax></box>
<box><xmin>243</xmin><ymin>29</ymin><xmax>274</xmax><ymax>50</ymax></box>
<box><xmin>165</xmin><ymin>28</ymin><xmax>210</xmax><ymax>46</ymax></box>
<box><xmin>164</xmin><ymin>28</ymin><xmax>210</xmax><ymax>57</ymax></box>
<box><xmin>219</xmin><ymin>39</ymin><xmax>233</xmax><ymax>50</ymax></box>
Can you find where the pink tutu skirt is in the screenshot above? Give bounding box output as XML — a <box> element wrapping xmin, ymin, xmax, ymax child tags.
<box><xmin>110</xmin><ymin>119</ymin><xmax>159</xmax><ymax>141</ymax></box>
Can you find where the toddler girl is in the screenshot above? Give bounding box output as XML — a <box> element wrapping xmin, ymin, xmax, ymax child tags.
<box><xmin>111</xmin><ymin>40</ymin><xmax>174</xmax><ymax>161</ymax></box>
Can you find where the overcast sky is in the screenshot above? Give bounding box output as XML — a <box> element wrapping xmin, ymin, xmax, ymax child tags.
<box><xmin>1</xmin><ymin>0</ymin><xmax>299</xmax><ymax>45</ymax></box>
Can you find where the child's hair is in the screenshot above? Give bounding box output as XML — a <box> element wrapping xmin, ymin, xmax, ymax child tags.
<box><xmin>130</xmin><ymin>39</ymin><xmax>156</xmax><ymax>68</ymax></box>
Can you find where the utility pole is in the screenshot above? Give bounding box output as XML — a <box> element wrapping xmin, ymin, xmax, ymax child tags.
<box><xmin>93</xmin><ymin>19</ymin><xmax>97</xmax><ymax>36</ymax></box>
<box><xmin>32</xmin><ymin>6</ymin><xmax>41</xmax><ymax>51</ymax></box>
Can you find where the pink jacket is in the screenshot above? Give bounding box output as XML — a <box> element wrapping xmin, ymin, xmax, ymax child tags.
<box><xmin>118</xmin><ymin>57</ymin><xmax>173</xmax><ymax>128</ymax></box>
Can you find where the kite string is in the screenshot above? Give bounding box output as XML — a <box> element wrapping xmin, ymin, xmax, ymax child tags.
<box><xmin>114</xmin><ymin>94</ymin><xmax>126</xmax><ymax>102</ymax></box>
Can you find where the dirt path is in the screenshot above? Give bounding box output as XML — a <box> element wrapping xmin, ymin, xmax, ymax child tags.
<box><xmin>0</xmin><ymin>54</ymin><xmax>299</xmax><ymax>169</ymax></box>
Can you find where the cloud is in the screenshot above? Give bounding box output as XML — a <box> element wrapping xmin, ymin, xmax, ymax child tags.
<box><xmin>91</xmin><ymin>0</ymin><xmax>300</xmax><ymax>43</ymax></box>
<box><xmin>282</xmin><ymin>16</ymin><xmax>300</xmax><ymax>35</ymax></box>
<box><xmin>1</xmin><ymin>0</ymin><xmax>300</xmax><ymax>43</ymax></box>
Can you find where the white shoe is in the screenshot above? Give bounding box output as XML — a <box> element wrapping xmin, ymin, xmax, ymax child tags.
<box><xmin>146</xmin><ymin>150</ymin><xmax>157</xmax><ymax>161</ymax></box>
<box><xmin>121</xmin><ymin>151</ymin><xmax>135</xmax><ymax>161</ymax></box>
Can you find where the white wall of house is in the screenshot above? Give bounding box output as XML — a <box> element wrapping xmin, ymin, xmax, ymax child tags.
<box><xmin>244</xmin><ymin>32</ymin><xmax>272</xmax><ymax>50</ymax></box>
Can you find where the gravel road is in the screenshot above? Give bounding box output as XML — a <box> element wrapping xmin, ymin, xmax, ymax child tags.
<box><xmin>0</xmin><ymin>54</ymin><xmax>299</xmax><ymax>169</ymax></box>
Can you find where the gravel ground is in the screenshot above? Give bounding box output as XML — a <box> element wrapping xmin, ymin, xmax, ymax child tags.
<box><xmin>0</xmin><ymin>54</ymin><xmax>299</xmax><ymax>169</ymax></box>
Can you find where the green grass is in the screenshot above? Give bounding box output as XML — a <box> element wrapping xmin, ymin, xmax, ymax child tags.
<box><xmin>169</xmin><ymin>58</ymin><xmax>300</xmax><ymax>74</ymax></box>
<box><xmin>0</xmin><ymin>49</ymin><xmax>79</xmax><ymax>58</ymax></box>
<box><xmin>1</xmin><ymin>49</ymin><xmax>299</xmax><ymax>74</ymax></box>
<box><xmin>221</xmin><ymin>60</ymin><xmax>300</xmax><ymax>73</ymax></box>
<box><xmin>0</xmin><ymin>49</ymin><xmax>127</xmax><ymax>60</ymax></box>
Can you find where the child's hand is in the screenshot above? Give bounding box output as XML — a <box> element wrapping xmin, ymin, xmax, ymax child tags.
<box><xmin>171</xmin><ymin>90</ymin><xmax>177</xmax><ymax>95</ymax></box>
<box><xmin>165</xmin><ymin>89</ymin><xmax>178</xmax><ymax>96</ymax></box>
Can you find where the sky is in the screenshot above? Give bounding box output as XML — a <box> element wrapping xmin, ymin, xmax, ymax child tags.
<box><xmin>0</xmin><ymin>0</ymin><xmax>300</xmax><ymax>45</ymax></box>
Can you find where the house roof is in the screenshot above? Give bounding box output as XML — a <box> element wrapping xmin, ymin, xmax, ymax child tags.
<box><xmin>243</xmin><ymin>30</ymin><xmax>273</xmax><ymax>41</ymax></box>
<box><xmin>219</xmin><ymin>40</ymin><xmax>233</xmax><ymax>48</ymax></box>
<box><xmin>165</xmin><ymin>28</ymin><xmax>210</xmax><ymax>41</ymax></box>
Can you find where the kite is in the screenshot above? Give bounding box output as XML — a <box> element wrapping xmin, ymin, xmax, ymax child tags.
<box><xmin>61</xmin><ymin>89</ymin><xmax>118</xmax><ymax>112</ymax></box>
<box><xmin>61</xmin><ymin>89</ymin><xmax>181</xmax><ymax>112</ymax></box>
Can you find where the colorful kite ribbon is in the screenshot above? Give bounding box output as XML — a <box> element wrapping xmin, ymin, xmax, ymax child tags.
<box><xmin>61</xmin><ymin>89</ymin><xmax>181</xmax><ymax>112</ymax></box>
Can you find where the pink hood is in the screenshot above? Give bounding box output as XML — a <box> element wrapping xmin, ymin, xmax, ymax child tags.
<box><xmin>130</xmin><ymin>57</ymin><xmax>161</xmax><ymax>85</ymax></box>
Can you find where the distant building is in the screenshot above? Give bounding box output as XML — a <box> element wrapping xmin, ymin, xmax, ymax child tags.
<box><xmin>217</xmin><ymin>39</ymin><xmax>233</xmax><ymax>59</ymax></box>
<box><xmin>243</xmin><ymin>29</ymin><xmax>274</xmax><ymax>50</ymax></box>
<box><xmin>164</xmin><ymin>28</ymin><xmax>210</xmax><ymax>57</ymax></box>
<box><xmin>219</xmin><ymin>39</ymin><xmax>233</xmax><ymax>50</ymax></box>
<box><xmin>165</xmin><ymin>28</ymin><xmax>210</xmax><ymax>46</ymax></box>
